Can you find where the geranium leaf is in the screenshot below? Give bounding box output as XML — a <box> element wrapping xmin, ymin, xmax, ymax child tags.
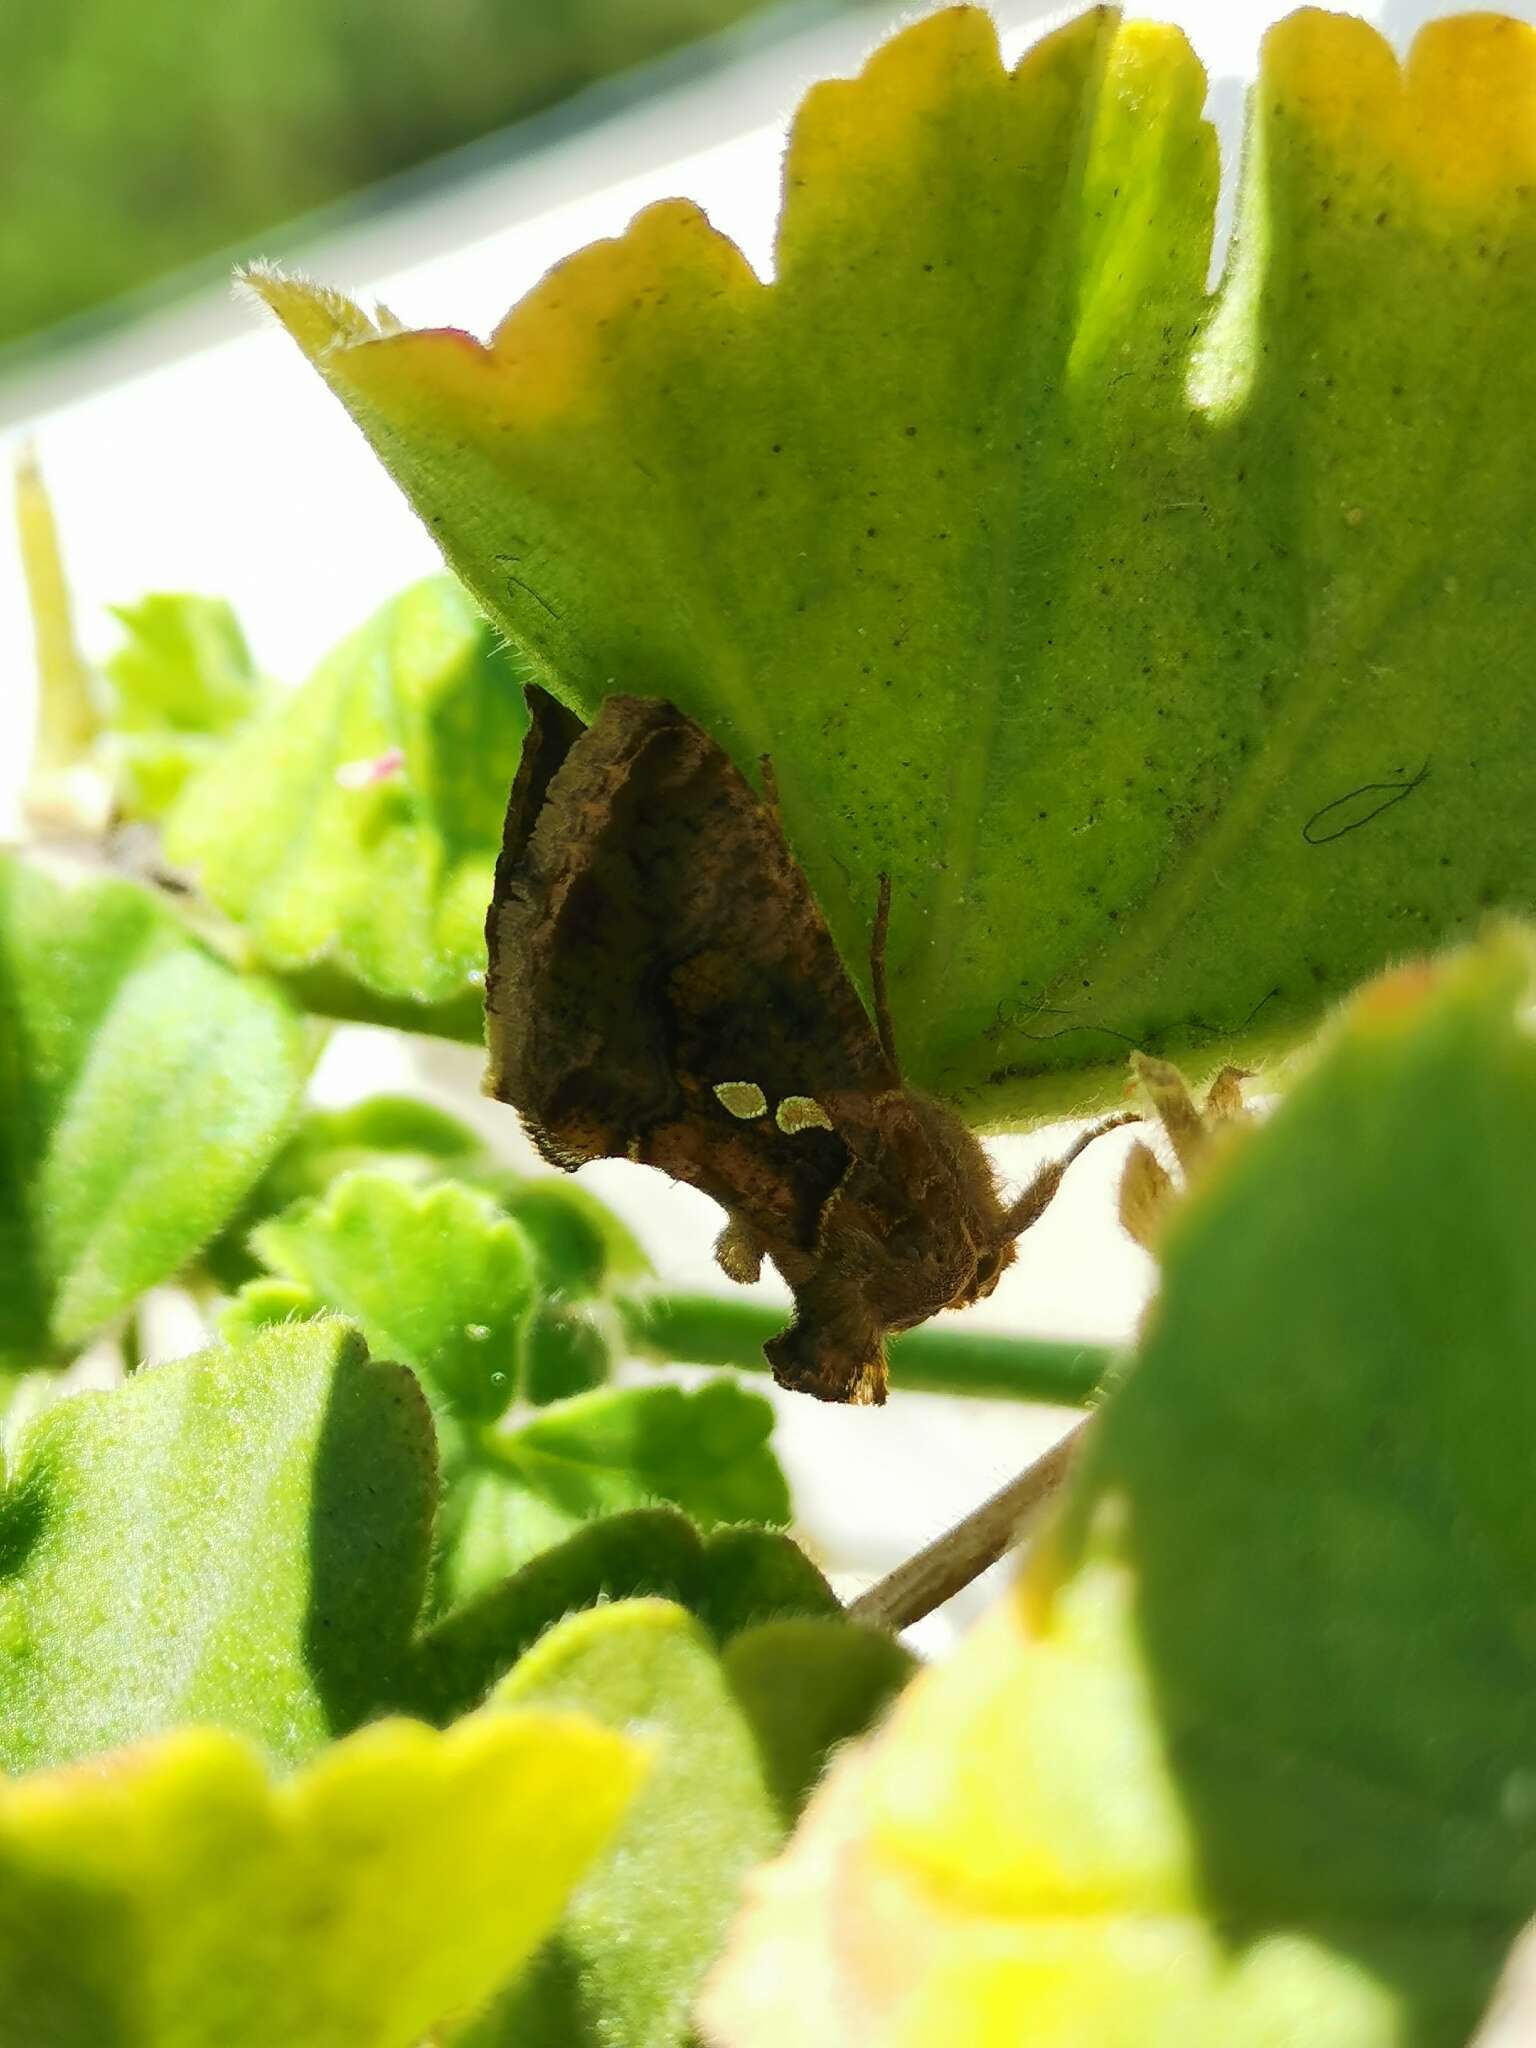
<box><xmin>104</xmin><ymin>593</ymin><xmax>261</xmax><ymax>821</ymax></box>
<box><xmin>721</xmin><ymin>1616</ymin><xmax>911</xmax><ymax>1822</ymax></box>
<box><xmin>517</xmin><ymin>1301</ymin><xmax>613</xmax><ymax>1409</ymax></box>
<box><xmin>255</xmin><ymin>8</ymin><xmax>1536</xmax><ymax>1123</ymax></box>
<box><xmin>434</xmin><ymin>1379</ymin><xmax>790</xmax><ymax>1609</ymax></box>
<box><xmin>404</xmin><ymin>1507</ymin><xmax>838</xmax><ymax>1726</ymax></box>
<box><xmin>466</xmin><ymin>1601</ymin><xmax>781</xmax><ymax>2048</ymax></box>
<box><xmin>0</xmin><ymin>855</ymin><xmax>309</xmax><ymax>1365</ymax></box>
<box><xmin>505</xmin><ymin>1379</ymin><xmax>787</xmax><ymax>1540</ymax></box>
<box><xmin>249</xmin><ymin>1172</ymin><xmax>537</xmax><ymax>1422</ymax></box>
<box><xmin>107</xmin><ymin>593</ymin><xmax>256</xmax><ymax>732</ymax></box>
<box><xmin>218</xmin><ymin>1274</ymin><xmax>321</xmax><ymax>1342</ymax></box>
<box><xmin>203</xmin><ymin>1093</ymin><xmax>486</xmax><ymax>1291</ymax></box>
<box><xmin>0</xmin><ymin>1320</ymin><xmax>434</xmax><ymax>1771</ymax></box>
<box><xmin>0</xmin><ymin>1712</ymin><xmax>641</xmax><ymax>2048</ymax></box>
<box><xmin>704</xmin><ymin>928</ymin><xmax>1536</xmax><ymax>2048</ymax></box>
<box><xmin>163</xmin><ymin>577</ymin><xmax>528</xmax><ymax>1023</ymax></box>
<box><xmin>459</xmin><ymin>1599</ymin><xmax>910</xmax><ymax>2048</ymax></box>
<box><xmin>488</xmin><ymin>1175</ymin><xmax>652</xmax><ymax>1298</ymax></box>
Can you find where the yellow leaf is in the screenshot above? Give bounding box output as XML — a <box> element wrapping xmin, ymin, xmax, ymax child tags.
<box><xmin>0</xmin><ymin>1711</ymin><xmax>643</xmax><ymax>2047</ymax></box>
<box><xmin>700</xmin><ymin>1547</ymin><xmax>1399</xmax><ymax>2048</ymax></box>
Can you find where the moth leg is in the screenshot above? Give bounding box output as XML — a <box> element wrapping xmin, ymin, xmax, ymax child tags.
<box><xmin>1001</xmin><ymin>1111</ymin><xmax>1140</xmax><ymax>1239</ymax></box>
<box><xmin>1204</xmin><ymin>1064</ymin><xmax>1251</xmax><ymax>1123</ymax></box>
<box><xmin>757</xmin><ymin>752</ymin><xmax>782</xmax><ymax>819</ymax></box>
<box><xmin>714</xmin><ymin>1212</ymin><xmax>765</xmax><ymax>1286</ymax></box>
<box><xmin>765</xmin><ymin>1274</ymin><xmax>888</xmax><ymax>1406</ymax></box>
<box><xmin>869</xmin><ymin>871</ymin><xmax>899</xmax><ymax>1075</ymax></box>
<box><xmin>1118</xmin><ymin>1139</ymin><xmax>1175</xmax><ymax>1252</ymax></box>
<box><xmin>1117</xmin><ymin>1058</ymin><xmax>1252</xmax><ymax>1249</ymax></box>
<box><xmin>1130</xmin><ymin>1053</ymin><xmax>1207</xmax><ymax>1175</ymax></box>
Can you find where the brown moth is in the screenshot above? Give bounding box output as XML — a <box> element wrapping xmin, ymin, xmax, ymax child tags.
<box><xmin>484</xmin><ymin>687</ymin><xmax>1130</xmax><ymax>1405</ymax></box>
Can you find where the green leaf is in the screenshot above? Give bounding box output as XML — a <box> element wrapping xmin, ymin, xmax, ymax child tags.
<box><xmin>217</xmin><ymin>1275</ymin><xmax>321</xmax><ymax>1343</ymax></box>
<box><xmin>460</xmin><ymin>1599</ymin><xmax>909</xmax><ymax>2048</ymax></box>
<box><xmin>468</xmin><ymin>1601</ymin><xmax>780</xmax><ymax>2048</ymax></box>
<box><xmin>221</xmin><ymin>1144</ymin><xmax>654</xmax><ymax>1316</ymax></box>
<box><xmin>491</xmin><ymin>1176</ymin><xmax>652</xmax><ymax>1298</ymax></box>
<box><xmin>0</xmin><ymin>1372</ymin><xmax>73</xmax><ymax>1458</ymax></box>
<box><xmin>405</xmin><ymin>1507</ymin><xmax>838</xmax><ymax>1726</ymax></box>
<box><xmin>204</xmin><ymin>1093</ymin><xmax>486</xmax><ymax>1292</ymax></box>
<box><xmin>104</xmin><ymin>594</ymin><xmax>261</xmax><ymax>820</ymax></box>
<box><xmin>709</xmin><ymin>929</ymin><xmax>1536</xmax><ymax>2047</ymax></box>
<box><xmin>250</xmin><ymin>1172</ymin><xmax>536</xmax><ymax>1422</ymax></box>
<box><xmin>435</xmin><ymin>1379</ymin><xmax>790</xmax><ymax>1609</ymax></box>
<box><xmin>721</xmin><ymin>1616</ymin><xmax>911</xmax><ymax>1822</ymax></box>
<box><xmin>163</xmin><ymin>576</ymin><xmax>528</xmax><ymax>1021</ymax></box>
<box><xmin>0</xmin><ymin>1319</ymin><xmax>434</xmax><ymax>1771</ymax></box>
<box><xmin>1051</xmin><ymin>928</ymin><xmax>1536</xmax><ymax>2037</ymax></box>
<box><xmin>494</xmin><ymin>1377</ymin><xmax>789</xmax><ymax>1539</ymax></box>
<box><xmin>520</xmin><ymin>1301</ymin><xmax>613</xmax><ymax>1409</ymax></box>
<box><xmin>255</xmin><ymin>9</ymin><xmax>1536</xmax><ymax>1123</ymax></box>
<box><xmin>107</xmin><ymin>594</ymin><xmax>257</xmax><ymax>733</ymax></box>
<box><xmin>0</xmin><ymin>1711</ymin><xmax>642</xmax><ymax>2048</ymax></box>
<box><xmin>0</xmin><ymin>855</ymin><xmax>310</xmax><ymax>1366</ymax></box>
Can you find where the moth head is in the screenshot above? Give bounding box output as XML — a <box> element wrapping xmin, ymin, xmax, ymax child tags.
<box><xmin>968</xmin><ymin>1238</ymin><xmax>1014</xmax><ymax>1302</ymax></box>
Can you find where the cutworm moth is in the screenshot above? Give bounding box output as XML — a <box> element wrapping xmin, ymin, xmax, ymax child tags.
<box><xmin>485</xmin><ymin>688</ymin><xmax>1126</xmax><ymax>1403</ymax></box>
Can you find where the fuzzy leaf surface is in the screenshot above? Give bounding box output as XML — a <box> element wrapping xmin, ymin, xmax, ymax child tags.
<box><xmin>0</xmin><ymin>1320</ymin><xmax>434</xmax><ymax>1771</ymax></box>
<box><xmin>436</xmin><ymin>1379</ymin><xmax>790</xmax><ymax>1609</ymax></box>
<box><xmin>203</xmin><ymin>1093</ymin><xmax>486</xmax><ymax>1291</ymax></box>
<box><xmin>460</xmin><ymin>1599</ymin><xmax>909</xmax><ymax>2048</ymax></box>
<box><xmin>405</xmin><ymin>1507</ymin><xmax>838</xmax><ymax>1725</ymax></box>
<box><xmin>249</xmin><ymin>1171</ymin><xmax>537</xmax><ymax>1422</ymax></box>
<box><xmin>0</xmin><ymin>856</ymin><xmax>308</xmax><ymax>1364</ymax></box>
<box><xmin>704</xmin><ymin>931</ymin><xmax>1536</xmax><ymax>2048</ymax></box>
<box><xmin>720</xmin><ymin>1617</ymin><xmax>912</xmax><ymax>1822</ymax></box>
<box><xmin>0</xmin><ymin>1713</ymin><xmax>640</xmax><ymax>2048</ymax></box>
<box><xmin>257</xmin><ymin>8</ymin><xmax>1536</xmax><ymax>1122</ymax></box>
<box><xmin>163</xmin><ymin>577</ymin><xmax>527</xmax><ymax>1026</ymax></box>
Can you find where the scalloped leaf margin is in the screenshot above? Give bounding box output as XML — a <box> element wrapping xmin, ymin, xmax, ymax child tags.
<box><xmin>251</xmin><ymin>6</ymin><xmax>1536</xmax><ymax>1124</ymax></box>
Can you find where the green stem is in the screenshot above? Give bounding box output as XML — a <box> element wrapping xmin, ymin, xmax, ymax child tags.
<box><xmin>619</xmin><ymin>1292</ymin><xmax>1114</xmax><ymax>1406</ymax></box>
<box><xmin>16</xmin><ymin>444</ymin><xmax>99</xmax><ymax>784</ymax></box>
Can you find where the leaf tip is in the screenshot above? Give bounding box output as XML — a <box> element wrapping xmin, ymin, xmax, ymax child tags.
<box><xmin>238</xmin><ymin>262</ymin><xmax>388</xmax><ymax>361</ymax></box>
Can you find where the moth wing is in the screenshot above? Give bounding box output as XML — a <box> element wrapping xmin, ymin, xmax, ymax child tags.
<box><xmin>485</xmin><ymin>688</ymin><xmax>894</xmax><ymax>1245</ymax></box>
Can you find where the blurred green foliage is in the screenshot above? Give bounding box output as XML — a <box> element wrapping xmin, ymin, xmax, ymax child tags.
<box><xmin>1</xmin><ymin>0</ymin><xmax>796</xmax><ymax>350</ymax></box>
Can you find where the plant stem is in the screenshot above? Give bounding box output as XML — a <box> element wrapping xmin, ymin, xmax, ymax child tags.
<box><xmin>16</xmin><ymin>445</ymin><xmax>98</xmax><ymax>791</ymax></box>
<box><xmin>846</xmin><ymin>1420</ymin><xmax>1085</xmax><ymax>1632</ymax></box>
<box><xmin>620</xmin><ymin>1292</ymin><xmax>1114</xmax><ymax>1405</ymax></box>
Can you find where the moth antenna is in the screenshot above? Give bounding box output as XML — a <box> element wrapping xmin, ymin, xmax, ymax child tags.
<box><xmin>1001</xmin><ymin>1110</ymin><xmax>1139</xmax><ymax>1239</ymax></box>
<box><xmin>870</xmin><ymin>871</ymin><xmax>900</xmax><ymax>1075</ymax></box>
<box><xmin>757</xmin><ymin>752</ymin><xmax>782</xmax><ymax>818</ymax></box>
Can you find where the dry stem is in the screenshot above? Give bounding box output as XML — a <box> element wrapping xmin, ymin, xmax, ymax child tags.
<box><xmin>847</xmin><ymin>1417</ymin><xmax>1086</xmax><ymax>1633</ymax></box>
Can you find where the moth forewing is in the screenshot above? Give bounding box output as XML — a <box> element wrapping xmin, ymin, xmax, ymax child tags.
<box><xmin>484</xmin><ymin>686</ymin><xmax>1117</xmax><ymax>1405</ymax></box>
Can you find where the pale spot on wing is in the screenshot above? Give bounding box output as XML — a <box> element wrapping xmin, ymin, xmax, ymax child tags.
<box><xmin>714</xmin><ymin>1081</ymin><xmax>769</xmax><ymax>1120</ymax></box>
<box><xmin>776</xmin><ymin>1094</ymin><xmax>834</xmax><ymax>1134</ymax></box>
